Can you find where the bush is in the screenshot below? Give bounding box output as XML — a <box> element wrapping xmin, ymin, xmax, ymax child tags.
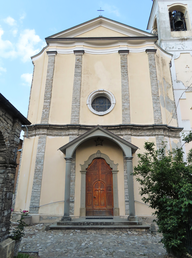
<box><xmin>133</xmin><ymin>142</ymin><xmax>192</xmax><ymax>257</ymax></box>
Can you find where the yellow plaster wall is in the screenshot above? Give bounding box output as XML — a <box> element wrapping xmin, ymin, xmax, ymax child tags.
<box><xmin>15</xmin><ymin>136</ymin><xmax>39</xmax><ymax>211</ymax></box>
<box><xmin>128</xmin><ymin>52</ymin><xmax>154</xmax><ymax>124</ymax></box>
<box><xmin>77</xmin><ymin>26</ymin><xmax>127</xmax><ymax>37</ymax></box>
<box><xmin>180</xmin><ymin>92</ymin><xmax>192</xmax><ymax>128</ymax></box>
<box><xmin>132</xmin><ymin>136</ymin><xmax>156</xmax><ymax>216</ymax></box>
<box><xmin>79</xmin><ymin>53</ymin><xmax>122</xmax><ymax>125</ymax></box>
<box><xmin>75</xmin><ymin>138</ymin><xmax>125</xmax><ymax>216</ymax></box>
<box><xmin>49</xmin><ymin>54</ymin><xmax>75</xmax><ymax>124</ymax></box>
<box><xmin>156</xmin><ymin>49</ymin><xmax>177</xmax><ymax>127</ymax></box>
<box><xmin>175</xmin><ymin>53</ymin><xmax>192</xmax><ymax>88</ymax></box>
<box><xmin>39</xmin><ymin>136</ymin><xmax>69</xmax><ymax>215</ymax></box>
<box><xmin>28</xmin><ymin>52</ymin><xmax>48</xmax><ymax>124</ymax></box>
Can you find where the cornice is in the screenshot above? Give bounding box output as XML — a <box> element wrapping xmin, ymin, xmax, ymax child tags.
<box><xmin>22</xmin><ymin>123</ymin><xmax>183</xmax><ymax>138</ymax></box>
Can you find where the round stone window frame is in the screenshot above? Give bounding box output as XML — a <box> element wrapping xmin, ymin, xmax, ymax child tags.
<box><xmin>87</xmin><ymin>89</ymin><xmax>116</xmax><ymax>116</ymax></box>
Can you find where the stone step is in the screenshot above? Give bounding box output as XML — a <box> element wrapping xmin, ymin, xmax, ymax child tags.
<box><xmin>57</xmin><ymin>221</ymin><xmax>142</xmax><ymax>226</ymax></box>
<box><xmin>49</xmin><ymin>223</ymin><xmax>150</xmax><ymax>230</ymax></box>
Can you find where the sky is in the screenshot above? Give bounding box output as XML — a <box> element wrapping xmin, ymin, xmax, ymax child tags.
<box><xmin>0</xmin><ymin>0</ymin><xmax>153</xmax><ymax>118</ymax></box>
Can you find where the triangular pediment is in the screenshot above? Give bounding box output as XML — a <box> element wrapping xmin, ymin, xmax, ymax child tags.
<box><xmin>47</xmin><ymin>16</ymin><xmax>154</xmax><ymax>39</ymax></box>
<box><xmin>59</xmin><ymin>126</ymin><xmax>138</xmax><ymax>157</ymax></box>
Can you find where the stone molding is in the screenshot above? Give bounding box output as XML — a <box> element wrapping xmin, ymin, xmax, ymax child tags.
<box><xmin>74</xmin><ymin>50</ymin><xmax>85</xmax><ymax>55</ymax></box>
<box><xmin>29</xmin><ymin>135</ymin><xmax>47</xmax><ymax>214</ymax></box>
<box><xmin>70</xmin><ymin>51</ymin><xmax>84</xmax><ymax>124</ymax></box>
<box><xmin>41</xmin><ymin>52</ymin><xmax>57</xmax><ymax>123</ymax></box>
<box><xmin>146</xmin><ymin>50</ymin><xmax>162</xmax><ymax>124</ymax></box>
<box><xmin>119</xmin><ymin>51</ymin><xmax>130</xmax><ymax>124</ymax></box>
<box><xmin>118</xmin><ymin>50</ymin><xmax>129</xmax><ymax>54</ymax></box>
<box><xmin>24</xmin><ymin>124</ymin><xmax>182</xmax><ymax>139</ymax></box>
<box><xmin>145</xmin><ymin>49</ymin><xmax>157</xmax><ymax>53</ymax></box>
<box><xmin>80</xmin><ymin>150</ymin><xmax>118</xmax><ymax>172</ymax></box>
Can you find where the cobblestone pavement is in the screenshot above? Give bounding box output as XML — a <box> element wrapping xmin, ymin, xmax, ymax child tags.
<box><xmin>18</xmin><ymin>224</ymin><xmax>169</xmax><ymax>258</ymax></box>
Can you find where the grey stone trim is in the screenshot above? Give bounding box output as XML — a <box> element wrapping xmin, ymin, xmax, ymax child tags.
<box><xmin>71</xmin><ymin>51</ymin><xmax>84</xmax><ymax>124</ymax></box>
<box><xmin>119</xmin><ymin>52</ymin><xmax>130</xmax><ymax>124</ymax></box>
<box><xmin>80</xmin><ymin>150</ymin><xmax>119</xmax><ymax>216</ymax></box>
<box><xmin>69</xmin><ymin>157</ymin><xmax>75</xmax><ymax>215</ymax></box>
<box><xmin>41</xmin><ymin>51</ymin><xmax>57</xmax><ymax>124</ymax></box>
<box><xmin>29</xmin><ymin>135</ymin><xmax>47</xmax><ymax>214</ymax></box>
<box><xmin>25</xmin><ymin>124</ymin><xmax>182</xmax><ymax>139</ymax></box>
<box><xmin>156</xmin><ymin>135</ymin><xmax>165</xmax><ymax>150</ymax></box>
<box><xmin>124</xmin><ymin>159</ymin><xmax>129</xmax><ymax>215</ymax></box>
<box><xmin>146</xmin><ymin>50</ymin><xmax>162</xmax><ymax>124</ymax></box>
<box><xmin>125</xmin><ymin>156</ymin><xmax>135</xmax><ymax>217</ymax></box>
<box><xmin>80</xmin><ymin>150</ymin><xmax>118</xmax><ymax>171</ymax></box>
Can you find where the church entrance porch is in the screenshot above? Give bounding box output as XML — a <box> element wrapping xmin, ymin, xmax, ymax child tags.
<box><xmin>86</xmin><ymin>158</ymin><xmax>113</xmax><ymax>216</ymax></box>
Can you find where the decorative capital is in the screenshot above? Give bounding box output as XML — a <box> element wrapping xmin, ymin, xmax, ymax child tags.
<box><xmin>46</xmin><ymin>51</ymin><xmax>57</xmax><ymax>56</ymax></box>
<box><xmin>65</xmin><ymin>157</ymin><xmax>72</xmax><ymax>162</ymax></box>
<box><xmin>118</xmin><ymin>50</ymin><xmax>129</xmax><ymax>54</ymax></box>
<box><xmin>145</xmin><ymin>49</ymin><xmax>157</xmax><ymax>54</ymax></box>
<box><xmin>125</xmin><ymin>156</ymin><xmax>133</xmax><ymax>161</ymax></box>
<box><xmin>74</xmin><ymin>50</ymin><xmax>85</xmax><ymax>55</ymax></box>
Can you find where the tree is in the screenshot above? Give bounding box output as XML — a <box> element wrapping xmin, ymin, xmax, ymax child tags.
<box><xmin>133</xmin><ymin>141</ymin><xmax>192</xmax><ymax>257</ymax></box>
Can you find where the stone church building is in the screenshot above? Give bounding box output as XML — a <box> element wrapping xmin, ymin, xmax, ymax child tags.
<box><xmin>15</xmin><ymin>0</ymin><xmax>192</xmax><ymax>221</ymax></box>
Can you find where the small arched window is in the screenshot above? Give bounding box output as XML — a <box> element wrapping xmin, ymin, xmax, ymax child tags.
<box><xmin>168</xmin><ymin>5</ymin><xmax>188</xmax><ymax>32</ymax></box>
<box><xmin>169</xmin><ymin>10</ymin><xmax>187</xmax><ymax>31</ymax></box>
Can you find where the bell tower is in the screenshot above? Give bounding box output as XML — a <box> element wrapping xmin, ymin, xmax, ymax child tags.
<box><xmin>148</xmin><ymin>0</ymin><xmax>192</xmax><ymax>161</ymax></box>
<box><xmin>147</xmin><ymin>0</ymin><xmax>192</xmax><ymax>49</ymax></box>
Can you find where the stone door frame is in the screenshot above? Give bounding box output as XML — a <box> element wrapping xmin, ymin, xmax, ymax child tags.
<box><xmin>80</xmin><ymin>150</ymin><xmax>119</xmax><ymax>216</ymax></box>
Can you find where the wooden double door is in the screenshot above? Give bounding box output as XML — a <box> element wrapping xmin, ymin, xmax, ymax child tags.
<box><xmin>86</xmin><ymin>158</ymin><xmax>113</xmax><ymax>216</ymax></box>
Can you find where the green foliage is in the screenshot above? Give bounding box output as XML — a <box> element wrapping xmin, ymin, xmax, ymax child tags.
<box><xmin>10</xmin><ymin>213</ymin><xmax>27</xmax><ymax>240</ymax></box>
<box><xmin>15</xmin><ymin>254</ymin><xmax>31</xmax><ymax>258</ymax></box>
<box><xmin>133</xmin><ymin>142</ymin><xmax>192</xmax><ymax>257</ymax></box>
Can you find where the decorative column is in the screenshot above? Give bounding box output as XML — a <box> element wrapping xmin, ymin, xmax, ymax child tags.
<box><xmin>125</xmin><ymin>156</ymin><xmax>135</xmax><ymax>219</ymax></box>
<box><xmin>41</xmin><ymin>51</ymin><xmax>57</xmax><ymax>123</ymax></box>
<box><xmin>71</xmin><ymin>50</ymin><xmax>84</xmax><ymax>124</ymax></box>
<box><xmin>146</xmin><ymin>49</ymin><xmax>162</xmax><ymax>124</ymax></box>
<box><xmin>119</xmin><ymin>50</ymin><xmax>130</xmax><ymax>124</ymax></box>
<box><xmin>112</xmin><ymin>170</ymin><xmax>119</xmax><ymax>216</ymax></box>
<box><xmin>61</xmin><ymin>157</ymin><xmax>72</xmax><ymax>221</ymax></box>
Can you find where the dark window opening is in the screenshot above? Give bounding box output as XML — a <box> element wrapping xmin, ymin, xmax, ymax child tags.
<box><xmin>169</xmin><ymin>11</ymin><xmax>187</xmax><ymax>31</ymax></box>
<box><xmin>92</xmin><ymin>97</ymin><xmax>111</xmax><ymax>112</ymax></box>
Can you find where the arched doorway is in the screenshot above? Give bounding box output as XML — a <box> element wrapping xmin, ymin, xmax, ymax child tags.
<box><xmin>86</xmin><ymin>158</ymin><xmax>113</xmax><ymax>216</ymax></box>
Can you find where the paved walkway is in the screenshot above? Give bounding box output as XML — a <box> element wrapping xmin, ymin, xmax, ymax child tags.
<box><xmin>18</xmin><ymin>224</ymin><xmax>169</xmax><ymax>258</ymax></box>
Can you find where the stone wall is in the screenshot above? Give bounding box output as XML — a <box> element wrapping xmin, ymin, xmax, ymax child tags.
<box><xmin>0</xmin><ymin>106</ymin><xmax>22</xmax><ymax>242</ymax></box>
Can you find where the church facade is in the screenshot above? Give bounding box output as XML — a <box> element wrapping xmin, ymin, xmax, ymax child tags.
<box><xmin>15</xmin><ymin>0</ymin><xmax>192</xmax><ymax>221</ymax></box>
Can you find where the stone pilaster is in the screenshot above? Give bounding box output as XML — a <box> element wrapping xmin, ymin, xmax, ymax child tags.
<box><xmin>69</xmin><ymin>157</ymin><xmax>75</xmax><ymax>215</ymax></box>
<box><xmin>125</xmin><ymin>156</ymin><xmax>135</xmax><ymax>218</ymax></box>
<box><xmin>71</xmin><ymin>50</ymin><xmax>84</xmax><ymax>124</ymax></box>
<box><xmin>124</xmin><ymin>159</ymin><xmax>129</xmax><ymax>215</ymax></box>
<box><xmin>119</xmin><ymin>50</ymin><xmax>130</xmax><ymax>124</ymax></box>
<box><xmin>29</xmin><ymin>135</ymin><xmax>47</xmax><ymax>214</ymax></box>
<box><xmin>146</xmin><ymin>49</ymin><xmax>162</xmax><ymax>124</ymax></box>
<box><xmin>41</xmin><ymin>51</ymin><xmax>57</xmax><ymax>124</ymax></box>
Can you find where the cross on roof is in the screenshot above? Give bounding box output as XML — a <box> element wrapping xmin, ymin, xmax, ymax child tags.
<box><xmin>97</xmin><ymin>7</ymin><xmax>104</xmax><ymax>16</ymax></box>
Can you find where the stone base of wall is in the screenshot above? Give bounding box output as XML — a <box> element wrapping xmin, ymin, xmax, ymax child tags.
<box><xmin>0</xmin><ymin>238</ymin><xmax>15</xmax><ymax>258</ymax></box>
